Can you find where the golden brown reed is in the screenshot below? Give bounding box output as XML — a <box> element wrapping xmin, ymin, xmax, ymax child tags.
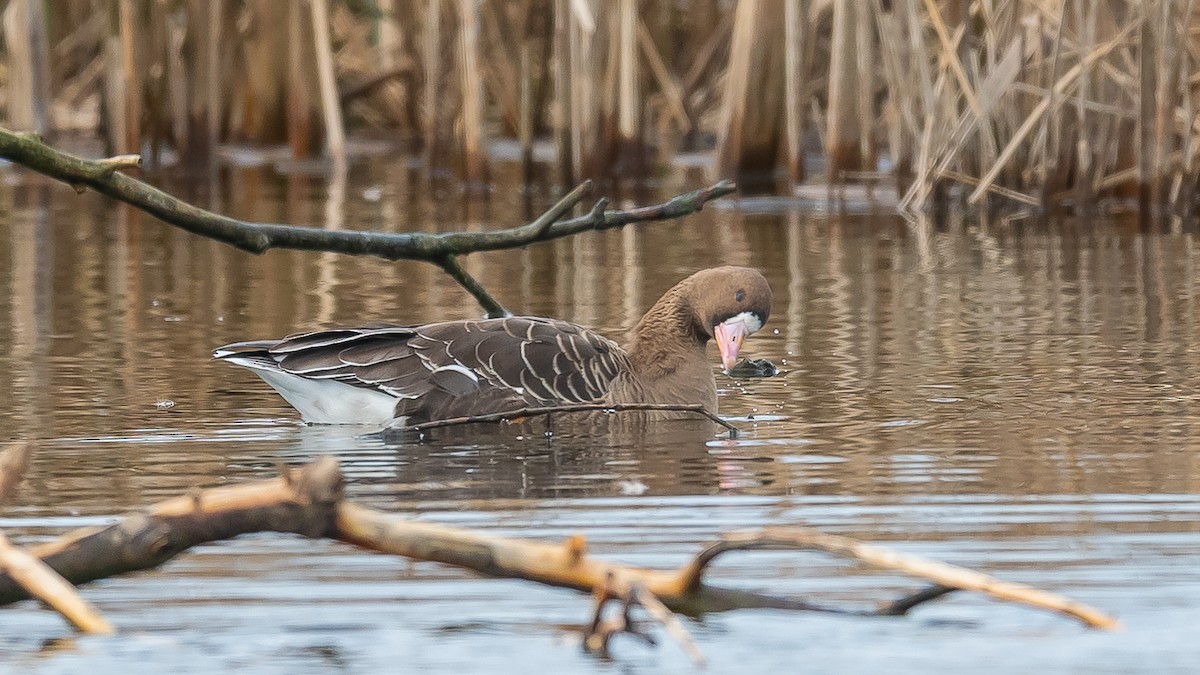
<box><xmin>2</xmin><ymin>1</ymin><xmax>1198</xmax><ymax>217</ymax></box>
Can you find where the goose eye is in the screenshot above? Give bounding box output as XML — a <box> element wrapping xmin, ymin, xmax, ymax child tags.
<box><xmin>735</xmin><ymin>289</ymin><xmax>746</xmax><ymax>302</ymax></box>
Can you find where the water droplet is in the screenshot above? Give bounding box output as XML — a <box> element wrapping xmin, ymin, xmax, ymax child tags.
<box><xmin>618</xmin><ymin>480</ymin><xmax>648</xmax><ymax>496</ymax></box>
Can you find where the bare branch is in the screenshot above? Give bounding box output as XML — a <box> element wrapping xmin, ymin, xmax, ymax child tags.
<box><xmin>0</xmin><ymin>126</ymin><xmax>729</xmax><ymax>314</ymax></box>
<box><xmin>0</xmin><ymin>533</ymin><xmax>113</xmax><ymax>634</ymax></box>
<box><xmin>629</xmin><ymin>583</ymin><xmax>706</xmax><ymax>667</ymax></box>
<box><xmin>0</xmin><ymin>126</ymin><xmax>736</xmax><ymax>315</ymax></box>
<box><xmin>582</xmin><ymin>576</ymin><xmax>701</xmax><ymax>665</ymax></box>
<box><xmin>531</xmin><ymin>180</ymin><xmax>593</xmax><ymax>237</ymax></box>
<box><xmin>0</xmin><ymin>457</ymin><xmax>344</xmax><ymax>605</ymax></box>
<box><xmin>0</xmin><ymin>457</ymin><xmax>1118</xmax><ymax>650</ymax></box>
<box><xmin>678</xmin><ymin>527</ymin><xmax>1121</xmax><ymax>630</ymax></box>
<box><xmin>877</xmin><ymin>584</ymin><xmax>958</xmax><ymax>616</ymax></box>
<box><xmin>437</xmin><ymin>255</ymin><xmax>509</xmax><ymax>318</ymax></box>
<box><xmin>93</xmin><ymin>154</ymin><xmax>142</xmax><ymax>171</ymax></box>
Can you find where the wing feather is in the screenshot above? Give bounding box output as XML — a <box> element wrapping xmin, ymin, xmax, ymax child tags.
<box><xmin>218</xmin><ymin>317</ymin><xmax>629</xmax><ymax>423</ymax></box>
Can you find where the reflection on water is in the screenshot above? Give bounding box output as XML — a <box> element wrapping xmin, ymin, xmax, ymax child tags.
<box><xmin>1</xmin><ymin>162</ymin><xmax>1199</xmax><ymax>671</ymax></box>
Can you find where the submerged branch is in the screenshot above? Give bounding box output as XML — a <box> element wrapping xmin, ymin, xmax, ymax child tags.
<box><xmin>0</xmin><ymin>127</ymin><xmax>735</xmax><ymax>315</ymax></box>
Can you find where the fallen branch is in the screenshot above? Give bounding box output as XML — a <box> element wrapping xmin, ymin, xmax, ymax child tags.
<box><xmin>390</xmin><ymin>402</ymin><xmax>741</xmax><ymax>437</ymax></box>
<box><xmin>583</xmin><ymin>573</ymin><xmax>659</xmax><ymax>656</ymax></box>
<box><xmin>0</xmin><ymin>126</ymin><xmax>735</xmax><ymax>317</ymax></box>
<box><xmin>0</xmin><ymin>457</ymin><xmax>343</xmax><ymax>604</ymax></box>
<box><xmin>626</xmin><ymin>582</ymin><xmax>705</xmax><ymax>666</ymax></box>
<box><xmin>0</xmin><ymin>441</ymin><xmax>114</xmax><ymax>634</ymax></box>
<box><xmin>0</xmin><ymin>533</ymin><xmax>114</xmax><ymax>634</ymax></box>
<box><xmin>0</xmin><ymin>457</ymin><xmax>1120</xmax><ymax>659</ymax></box>
<box><xmin>677</xmin><ymin>527</ymin><xmax>1121</xmax><ymax>630</ymax></box>
<box><xmin>583</xmin><ymin>575</ymin><xmax>705</xmax><ymax>666</ymax></box>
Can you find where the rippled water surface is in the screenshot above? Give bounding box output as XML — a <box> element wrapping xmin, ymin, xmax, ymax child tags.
<box><xmin>1</xmin><ymin>160</ymin><xmax>1199</xmax><ymax>672</ymax></box>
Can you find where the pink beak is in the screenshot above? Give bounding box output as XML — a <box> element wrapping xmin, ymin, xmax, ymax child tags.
<box><xmin>713</xmin><ymin>320</ymin><xmax>748</xmax><ymax>371</ymax></box>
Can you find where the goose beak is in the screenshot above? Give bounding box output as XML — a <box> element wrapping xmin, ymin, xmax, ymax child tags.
<box><xmin>714</xmin><ymin>319</ymin><xmax>749</xmax><ymax>371</ymax></box>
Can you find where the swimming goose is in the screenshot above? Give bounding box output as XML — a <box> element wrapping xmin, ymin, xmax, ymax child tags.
<box><xmin>213</xmin><ymin>266</ymin><xmax>772</xmax><ymax>425</ymax></box>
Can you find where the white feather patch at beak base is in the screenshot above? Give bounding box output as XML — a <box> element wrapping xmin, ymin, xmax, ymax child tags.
<box><xmin>714</xmin><ymin>315</ymin><xmax>755</xmax><ymax>371</ymax></box>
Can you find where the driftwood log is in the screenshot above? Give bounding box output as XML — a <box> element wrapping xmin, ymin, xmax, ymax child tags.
<box><xmin>0</xmin><ymin>127</ymin><xmax>734</xmax><ymax>317</ymax></box>
<box><xmin>0</xmin><ymin>454</ymin><xmax>1120</xmax><ymax>663</ymax></box>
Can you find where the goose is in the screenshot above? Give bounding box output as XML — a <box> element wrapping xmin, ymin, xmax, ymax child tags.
<box><xmin>213</xmin><ymin>266</ymin><xmax>772</xmax><ymax>426</ymax></box>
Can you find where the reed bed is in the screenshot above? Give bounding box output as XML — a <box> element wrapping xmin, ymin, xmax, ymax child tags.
<box><xmin>1</xmin><ymin>1</ymin><xmax>1198</xmax><ymax>218</ymax></box>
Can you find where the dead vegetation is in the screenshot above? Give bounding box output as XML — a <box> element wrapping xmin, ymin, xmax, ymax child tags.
<box><xmin>2</xmin><ymin>1</ymin><xmax>1196</xmax><ymax>218</ymax></box>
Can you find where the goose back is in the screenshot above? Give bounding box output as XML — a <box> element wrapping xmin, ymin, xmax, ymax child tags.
<box><xmin>218</xmin><ymin>317</ymin><xmax>631</xmax><ymax>424</ymax></box>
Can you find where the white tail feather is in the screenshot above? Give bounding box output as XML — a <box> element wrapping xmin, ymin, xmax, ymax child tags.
<box><xmin>237</xmin><ymin>364</ymin><xmax>398</xmax><ymax>425</ymax></box>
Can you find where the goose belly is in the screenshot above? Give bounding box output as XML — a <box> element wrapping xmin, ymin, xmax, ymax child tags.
<box><xmin>249</xmin><ymin>368</ymin><xmax>398</xmax><ymax>425</ymax></box>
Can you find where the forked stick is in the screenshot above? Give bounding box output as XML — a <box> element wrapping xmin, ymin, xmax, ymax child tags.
<box><xmin>677</xmin><ymin>527</ymin><xmax>1121</xmax><ymax>630</ymax></box>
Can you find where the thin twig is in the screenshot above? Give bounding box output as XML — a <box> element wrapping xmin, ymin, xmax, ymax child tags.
<box><xmin>583</xmin><ymin>571</ymin><xmax>643</xmax><ymax>655</ymax></box>
<box><xmin>582</xmin><ymin>576</ymin><xmax>701</xmax><ymax>666</ymax></box>
<box><xmin>93</xmin><ymin>154</ymin><xmax>141</xmax><ymax>171</ymax></box>
<box><xmin>391</xmin><ymin>402</ymin><xmax>740</xmax><ymax>437</ymax></box>
<box><xmin>585</xmin><ymin>571</ymin><xmax>616</xmax><ymax>646</ymax></box>
<box><xmin>877</xmin><ymin>583</ymin><xmax>957</xmax><ymax>616</ymax></box>
<box><xmin>437</xmin><ymin>255</ymin><xmax>509</xmax><ymax>318</ymax></box>
<box><xmin>532</xmin><ymin>180</ymin><xmax>593</xmax><ymax>237</ymax></box>
<box><xmin>629</xmin><ymin>583</ymin><xmax>706</xmax><ymax>667</ymax></box>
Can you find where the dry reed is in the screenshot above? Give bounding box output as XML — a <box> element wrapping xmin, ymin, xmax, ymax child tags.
<box><xmin>3</xmin><ymin>1</ymin><xmax>1199</xmax><ymax>217</ymax></box>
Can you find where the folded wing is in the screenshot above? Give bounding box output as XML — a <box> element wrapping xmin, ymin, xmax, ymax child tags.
<box><xmin>215</xmin><ymin>317</ymin><xmax>630</xmax><ymax>424</ymax></box>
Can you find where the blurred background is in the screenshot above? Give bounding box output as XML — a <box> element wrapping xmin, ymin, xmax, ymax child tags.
<box><xmin>3</xmin><ymin>0</ymin><xmax>1199</xmax><ymax>219</ymax></box>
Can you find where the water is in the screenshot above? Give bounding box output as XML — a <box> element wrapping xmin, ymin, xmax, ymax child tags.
<box><xmin>1</xmin><ymin>159</ymin><xmax>1199</xmax><ymax>672</ymax></box>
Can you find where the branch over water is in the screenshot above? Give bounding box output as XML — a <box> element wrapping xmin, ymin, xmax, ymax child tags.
<box><xmin>0</xmin><ymin>456</ymin><xmax>1120</xmax><ymax>650</ymax></box>
<box><xmin>0</xmin><ymin>126</ymin><xmax>736</xmax><ymax>316</ymax></box>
